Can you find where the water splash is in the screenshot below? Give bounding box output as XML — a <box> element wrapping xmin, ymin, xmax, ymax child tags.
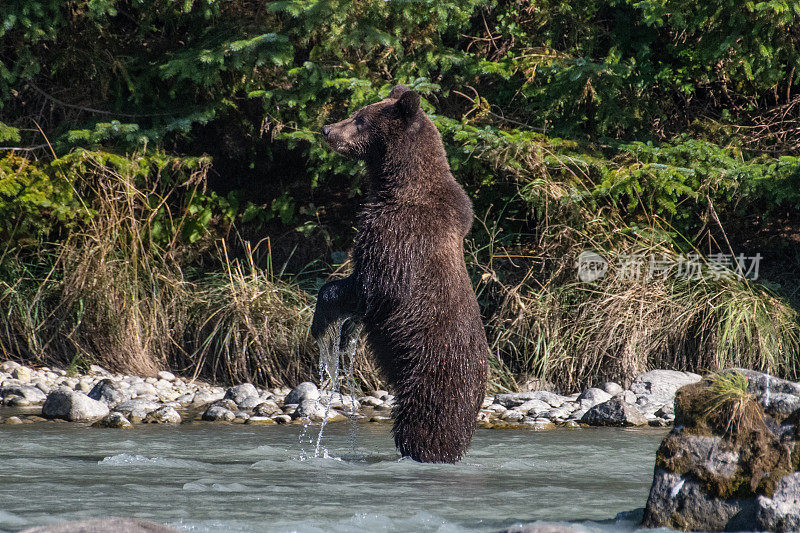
<box><xmin>302</xmin><ymin>315</ymin><xmax>363</xmax><ymax>459</ymax></box>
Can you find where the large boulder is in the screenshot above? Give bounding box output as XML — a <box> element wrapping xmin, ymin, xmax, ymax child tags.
<box><xmin>642</xmin><ymin>369</ymin><xmax>800</xmax><ymax>531</ymax></box>
<box><xmin>734</xmin><ymin>368</ymin><xmax>800</xmax><ymax>419</ymax></box>
<box><xmin>284</xmin><ymin>382</ymin><xmax>319</xmax><ymax>405</ymax></box>
<box><xmin>1</xmin><ymin>384</ymin><xmax>48</xmax><ymax>404</ymax></box>
<box><xmin>580</xmin><ymin>397</ymin><xmax>647</xmax><ymax>427</ymax></box>
<box><xmin>630</xmin><ymin>369</ymin><xmax>701</xmax><ymax>413</ymax></box>
<box><xmin>294</xmin><ymin>399</ymin><xmax>346</xmax><ymax>422</ymax></box>
<box><xmin>756</xmin><ymin>473</ymin><xmax>800</xmax><ymax>532</ymax></box>
<box><xmin>87</xmin><ymin>379</ymin><xmax>127</xmax><ymax>405</ymax></box>
<box><xmin>112</xmin><ymin>399</ymin><xmax>161</xmax><ymax>419</ymax></box>
<box><xmin>494</xmin><ymin>391</ymin><xmax>566</xmax><ymax>409</ymax></box>
<box><xmin>92</xmin><ymin>412</ymin><xmax>134</xmax><ymax>429</ymax></box>
<box><xmin>143</xmin><ymin>406</ymin><xmax>181</xmax><ymax>424</ymax></box>
<box><xmin>201</xmin><ymin>405</ymin><xmax>235</xmax><ymax>422</ymax></box>
<box><xmin>42</xmin><ymin>388</ymin><xmax>110</xmax><ymax>422</ymax></box>
<box><xmin>223</xmin><ymin>383</ymin><xmax>259</xmax><ymax>406</ymax></box>
<box><xmin>576</xmin><ymin>387</ymin><xmax>612</xmax><ymax>409</ymax></box>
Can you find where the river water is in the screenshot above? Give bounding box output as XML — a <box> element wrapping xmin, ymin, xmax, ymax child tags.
<box><xmin>0</xmin><ymin>423</ymin><xmax>667</xmax><ymax>532</ymax></box>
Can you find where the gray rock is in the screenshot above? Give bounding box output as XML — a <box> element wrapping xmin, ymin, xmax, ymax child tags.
<box><xmin>359</xmin><ymin>395</ymin><xmax>384</xmax><ymax>407</ymax></box>
<box><xmin>501</xmin><ymin>409</ymin><xmax>525</xmax><ymax>422</ymax></box>
<box><xmin>11</xmin><ymin>366</ymin><xmax>31</xmax><ymax>381</ymax></box>
<box><xmin>223</xmin><ymin>383</ymin><xmax>259</xmax><ymax>406</ymax></box>
<box><xmin>294</xmin><ymin>399</ymin><xmax>329</xmax><ymax>421</ymax></box>
<box><xmin>655</xmin><ymin>404</ymin><xmax>675</xmax><ymax>420</ymax></box>
<box><xmin>615</xmin><ymin>390</ymin><xmax>637</xmax><ymax>405</ymax></box>
<box><xmin>0</xmin><ymin>384</ymin><xmax>47</xmax><ymax>404</ymax></box>
<box><xmin>254</xmin><ymin>400</ymin><xmax>281</xmax><ymax>416</ymax></box>
<box><xmin>87</xmin><ymin>379</ymin><xmax>127</xmax><ymax>405</ymax></box>
<box><xmin>4</xmin><ymin>395</ymin><xmax>30</xmax><ymax>406</ymax></box>
<box><xmin>542</xmin><ymin>406</ymin><xmax>574</xmax><ymax>420</ymax></box>
<box><xmin>494</xmin><ymin>391</ymin><xmax>565</xmax><ymax>408</ymax></box>
<box><xmin>88</xmin><ymin>364</ymin><xmax>111</xmax><ymax>375</ymax></box>
<box><xmin>237</xmin><ymin>395</ymin><xmax>264</xmax><ymax>410</ymax></box>
<box><xmin>285</xmin><ymin>382</ymin><xmax>319</xmax><ymax>405</ymax></box>
<box><xmin>202</xmin><ymin>405</ymin><xmax>235</xmax><ymax>422</ymax></box>
<box><xmin>42</xmin><ymin>388</ymin><xmax>110</xmax><ymax>422</ymax></box>
<box><xmin>154</xmin><ymin>379</ymin><xmax>173</xmax><ymax>390</ymax></box>
<box><xmin>643</xmin><ymin>369</ymin><xmax>800</xmax><ymax>531</ymax></box>
<box><xmin>175</xmin><ymin>393</ymin><xmax>194</xmax><ymax>404</ymax></box>
<box><xmin>273</xmin><ymin>414</ymin><xmax>292</xmax><ymax>424</ymax></box>
<box><xmin>131</xmin><ymin>382</ymin><xmax>158</xmax><ymax>397</ymax></box>
<box><xmin>92</xmin><ymin>412</ymin><xmax>133</xmax><ymax>429</ymax></box>
<box><xmin>577</xmin><ymin>387</ymin><xmax>612</xmax><ymax>407</ymax></box>
<box><xmin>143</xmin><ymin>406</ymin><xmax>181</xmax><ymax>424</ymax></box>
<box><xmin>211</xmin><ymin>399</ymin><xmax>238</xmax><ymax>412</ymax></box>
<box><xmin>764</xmin><ymin>392</ymin><xmax>800</xmax><ymax>419</ymax></box>
<box><xmin>319</xmin><ymin>391</ymin><xmax>359</xmax><ymax>411</ymax></box>
<box><xmin>630</xmin><ymin>369</ymin><xmax>701</xmax><ymax>408</ymax></box>
<box><xmin>643</xmin><ymin>469</ymin><xmax>757</xmax><ymax>530</ymax></box>
<box><xmin>601</xmin><ymin>381</ymin><xmax>624</xmax><ymax>396</ymax></box>
<box><xmin>156</xmin><ymin>389</ymin><xmax>180</xmax><ymax>403</ymax></box>
<box><xmin>757</xmin><ymin>473</ymin><xmax>800</xmax><ymax>532</ymax></box>
<box><xmin>246</xmin><ymin>416</ymin><xmax>276</xmax><ymax>425</ymax></box>
<box><xmin>517</xmin><ymin>399</ymin><xmax>553</xmax><ymax>416</ymax></box>
<box><xmin>0</xmin><ymin>360</ymin><xmax>21</xmax><ymax>372</ymax></box>
<box><xmin>580</xmin><ymin>397</ymin><xmax>647</xmax><ymax>427</ymax></box>
<box><xmin>20</xmin><ymin>517</ymin><xmax>179</xmax><ymax>533</ymax></box>
<box><xmin>568</xmin><ymin>408</ymin><xmax>588</xmax><ymax>422</ymax></box>
<box><xmin>33</xmin><ymin>381</ymin><xmax>52</xmax><ymax>394</ymax></box>
<box><xmin>735</xmin><ymin>367</ymin><xmax>800</xmax><ymax>398</ymax></box>
<box><xmin>156</xmin><ymin>371</ymin><xmax>176</xmax><ymax>381</ymax></box>
<box><xmin>113</xmin><ymin>399</ymin><xmax>161</xmax><ymax>417</ymax></box>
<box><xmin>192</xmin><ymin>390</ymin><xmax>224</xmax><ymax>406</ymax></box>
<box><xmin>75</xmin><ymin>380</ymin><xmax>93</xmax><ymax>393</ymax></box>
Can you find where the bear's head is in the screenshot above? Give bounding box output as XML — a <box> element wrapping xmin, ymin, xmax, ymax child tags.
<box><xmin>321</xmin><ymin>85</ymin><xmax>422</xmax><ymax>160</ymax></box>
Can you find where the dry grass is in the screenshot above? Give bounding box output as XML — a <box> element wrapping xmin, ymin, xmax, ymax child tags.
<box><xmin>0</xmin><ymin>150</ymin><xmax>195</xmax><ymax>375</ymax></box>
<box><xmin>695</xmin><ymin>371</ymin><xmax>764</xmax><ymax>437</ymax></box>
<box><xmin>0</xmin><ymin>150</ymin><xmax>385</xmax><ymax>391</ymax></box>
<box><xmin>466</xmin><ymin>131</ymin><xmax>800</xmax><ymax>393</ymax></box>
<box><xmin>1</xmin><ymin>145</ymin><xmax>798</xmax><ymax>394</ymax></box>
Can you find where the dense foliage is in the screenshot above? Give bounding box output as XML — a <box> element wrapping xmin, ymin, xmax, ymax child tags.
<box><xmin>1</xmin><ymin>0</ymin><xmax>799</xmax><ymax>389</ymax></box>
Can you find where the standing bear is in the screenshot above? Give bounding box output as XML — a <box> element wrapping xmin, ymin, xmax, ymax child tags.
<box><xmin>311</xmin><ymin>85</ymin><xmax>488</xmax><ymax>463</ymax></box>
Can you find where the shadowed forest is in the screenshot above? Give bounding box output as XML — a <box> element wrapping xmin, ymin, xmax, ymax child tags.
<box><xmin>1</xmin><ymin>0</ymin><xmax>799</xmax><ymax>393</ymax></box>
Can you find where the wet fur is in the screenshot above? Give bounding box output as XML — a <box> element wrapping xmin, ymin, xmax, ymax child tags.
<box><xmin>312</xmin><ymin>85</ymin><xmax>488</xmax><ymax>463</ymax></box>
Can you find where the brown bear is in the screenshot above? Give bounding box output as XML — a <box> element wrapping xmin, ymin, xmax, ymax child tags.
<box><xmin>311</xmin><ymin>85</ymin><xmax>488</xmax><ymax>463</ymax></box>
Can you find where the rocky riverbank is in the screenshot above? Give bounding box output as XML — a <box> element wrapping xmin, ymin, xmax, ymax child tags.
<box><xmin>0</xmin><ymin>360</ymin><xmax>700</xmax><ymax>429</ymax></box>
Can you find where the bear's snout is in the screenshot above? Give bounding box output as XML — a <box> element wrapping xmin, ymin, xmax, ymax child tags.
<box><xmin>321</xmin><ymin>125</ymin><xmax>331</xmax><ymax>137</ymax></box>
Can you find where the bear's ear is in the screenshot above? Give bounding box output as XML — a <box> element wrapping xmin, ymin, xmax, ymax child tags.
<box><xmin>395</xmin><ymin>90</ymin><xmax>420</xmax><ymax>121</ymax></box>
<box><xmin>388</xmin><ymin>85</ymin><xmax>411</xmax><ymax>99</ymax></box>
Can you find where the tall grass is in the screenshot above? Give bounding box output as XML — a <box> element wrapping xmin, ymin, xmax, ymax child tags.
<box><xmin>1</xmin><ymin>147</ymin><xmax>798</xmax><ymax>392</ymax></box>
<box><xmin>0</xmin><ymin>150</ymin><xmax>193</xmax><ymax>375</ymax></box>
<box><xmin>0</xmin><ymin>150</ymin><xmax>384</xmax><ymax>390</ymax></box>
<box><xmin>463</xmin><ymin>129</ymin><xmax>800</xmax><ymax>393</ymax></box>
<box><xmin>176</xmin><ymin>244</ymin><xmax>383</xmax><ymax>390</ymax></box>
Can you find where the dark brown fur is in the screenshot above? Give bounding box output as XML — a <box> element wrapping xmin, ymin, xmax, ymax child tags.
<box><xmin>312</xmin><ymin>85</ymin><xmax>488</xmax><ymax>463</ymax></box>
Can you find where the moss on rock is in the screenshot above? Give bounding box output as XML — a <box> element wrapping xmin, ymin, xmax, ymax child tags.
<box><xmin>646</xmin><ymin>369</ymin><xmax>800</xmax><ymax>530</ymax></box>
